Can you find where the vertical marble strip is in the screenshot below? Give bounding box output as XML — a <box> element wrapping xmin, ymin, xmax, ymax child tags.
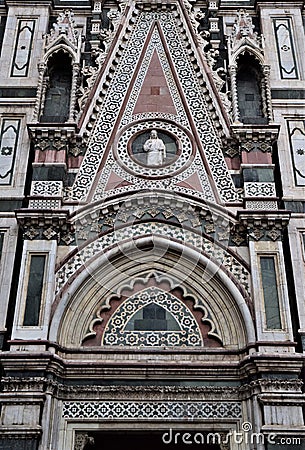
<box><xmin>0</xmin><ymin>232</ymin><xmax>3</xmax><ymax>262</ymax></box>
<box><xmin>273</xmin><ymin>18</ymin><xmax>298</xmax><ymax>79</ymax></box>
<box><xmin>0</xmin><ymin>119</ymin><xmax>20</xmax><ymax>185</ymax></box>
<box><xmin>260</xmin><ymin>256</ymin><xmax>282</xmax><ymax>330</ymax></box>
<box><xmin>11</xmin><ymin>19</ymin><xmax>35</xmax><ymax>77</ymax></box>
<box><xmin>287</xmin><ymin>119</ymin><xmax>305</xmax><ymax>186</ymax></box>
<box><xmin>23</xmin><ymin>254</ymin><xmax>47</xmax><ymax>326</ymax></box>
<box><xmin>302</xmin><ymin>234</ymin><xmax>305</xmax><ymax>259</ymax></box>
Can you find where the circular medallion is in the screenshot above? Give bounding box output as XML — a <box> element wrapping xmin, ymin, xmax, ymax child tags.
<box><xmin>114</xmin><ymin>121</ymin><xmax>194</xmax><ymax>178</ymax></box>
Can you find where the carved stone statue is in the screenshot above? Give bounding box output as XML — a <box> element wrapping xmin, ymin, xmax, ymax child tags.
<box><xmin>143</xmin><ymin>130</ymin><xmax>166</xmax><ymax>166</ymax></box>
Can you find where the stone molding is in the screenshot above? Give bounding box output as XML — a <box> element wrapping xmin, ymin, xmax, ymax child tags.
<box><xmin>2</xmin><ymin>377</ymin><xmax>303</xmax><ymax>402</ymax></box>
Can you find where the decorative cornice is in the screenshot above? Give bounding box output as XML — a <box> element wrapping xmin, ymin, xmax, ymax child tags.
<box><xmin>15</xmin><ymin>196</ymin><xmax>288</xmax><ymax>243</ymax></box>
<box><xmin>238</xmin><ymin>212</ymin><xmax>290</xmax><ymax>241</ymax></box>
<box><xmin>28</xmin><ymin>124</ymin><xmax>85</xmax><ymax>156</ymax></box>
<box><xmin>15</xmin><ymin>210</ymin><xmax>72</xmax><ymax>241</ymax></box>
<box><xmin>231</xmin><ymin>124</ymin><xmax>280</xmax><ymax>147</ymax></box>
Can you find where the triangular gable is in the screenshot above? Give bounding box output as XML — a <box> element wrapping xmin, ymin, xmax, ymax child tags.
<box><xmin>71</xmin><ymin>4</ymin><xmax>238</xmax><ymax>205</ymax></box>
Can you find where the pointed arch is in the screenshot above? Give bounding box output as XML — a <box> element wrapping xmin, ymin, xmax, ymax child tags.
<box><xmin>49</xmin><ymin>236</ymin><xmax>255</xmax><ymax>350</ymax></box>
<box><xmin>44</xmin><ymin>42</ymin><xmax>78</xmax><ymax>64</ymax></box>
<box><xmin>231</xmin><ymin>45</ymin><xmax>265</xmax><ymax>67</ymax></box>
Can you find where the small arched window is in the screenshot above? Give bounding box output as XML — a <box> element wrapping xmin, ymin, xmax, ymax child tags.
<box><xmin>236</xmin><ymin>53</ymin><xmax>267</xmax><ymax>124</ymax></box>
<box><xmin>40</xmin><ymin>51</ymin><xmax>72</xmax><ymax>123</ymax></box>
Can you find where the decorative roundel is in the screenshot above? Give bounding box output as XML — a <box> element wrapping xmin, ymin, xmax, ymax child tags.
<box><xmin>114</xmin><ymin>121</ymin><xmax>194</xmax><ymax>178</ymax></box>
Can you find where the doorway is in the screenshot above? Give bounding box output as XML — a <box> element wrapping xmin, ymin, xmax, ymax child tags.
<box><xmin>84</xmin><ymin>430</ymin><xmax>222</xmax><ymax>450</ymax></box>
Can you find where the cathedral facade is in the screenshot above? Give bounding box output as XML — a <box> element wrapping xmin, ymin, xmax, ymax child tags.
<box><xmin>0</xmin><ymin>0</ymin><xmax>305</xmax><ymax>449</ymax></box>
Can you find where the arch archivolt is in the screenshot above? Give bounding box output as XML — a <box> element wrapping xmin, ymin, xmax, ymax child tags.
<box><xmin>50</xmin><ymin>232</ymin><xmax>255</xmax><ymax>351</ymax></box>
<box><xmin>55</xmin><ymin>219</ymin><xmax>250</xmax><ymax>300</ymax></box>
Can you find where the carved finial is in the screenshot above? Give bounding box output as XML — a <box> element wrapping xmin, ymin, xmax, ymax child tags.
<box><xmin>45</xmin><ymin>10</ymin><xmax>78</xmax><ymax>48</ymax></box>
<box><xmin>228</xmin><ymin>9</ymin><xmax>264</xmax><ymax>61</ymax></box>
<box><xmin>232</xmin><ymin>9</ymin><xmax>256</xmax><ymax>41</ymax></box>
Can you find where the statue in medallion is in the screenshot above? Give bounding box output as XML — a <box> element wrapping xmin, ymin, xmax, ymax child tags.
<box><xmin>143</xmin><ymin>130</ymin><xmax>166</xmax><ymax>166</ymax></box>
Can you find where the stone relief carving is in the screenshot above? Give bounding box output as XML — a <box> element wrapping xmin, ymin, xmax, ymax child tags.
<box><xmin>55</xmin><ymin>221</ymin><xmax>251</xmax><ymax>298</ymax></box>
<box><xmin>113</xmin><ymin>121</ymin><xmax>190</xmax><ymax>180</ymax></box>
<box><xmin>3</xmin><ymin>377</ymin><xmax>302</xmax><ymax>397</ymax></box>
<box><xmin>74</xmin><ymin>433</ymin><xmax>95</xmax><ymax>450</ymax></box>
<box><xmin>183</xmin><ymin>0</ymin><xmax>205</xmax><ymax>33</ymax></box>
<box><xmin>45</xmin><ymin>10</ymin><xmax>79</xmax><ymax>48</ymax></box>
<box><xmin>228</xmin><ymin>8</ymin><xmax>264</xmax><ymax>63</ymax></box>
<box><xmin>182</xmin><ymin>2</ymin><xmax>231</xmax><ymax>116</ymax></box>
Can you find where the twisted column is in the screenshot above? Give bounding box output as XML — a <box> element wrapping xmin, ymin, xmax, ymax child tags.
<box><xmin>263</xmin><ymin>64</ymin><xmax>273</xmax><ymax>122</ymax></box>
<box><xmin>68</xmin><ymin>62</ymin><xmax>80</xmax><ymax>123</ymax></box>
<box><xmin>229</xmin><ymin>64</ymin><xmax>240</xmax><ymax>123</ymax></box>
<box><xmin>32</xmin><ymin>62</ymin><xmax>46</xmax><ymax>122</ymax></box>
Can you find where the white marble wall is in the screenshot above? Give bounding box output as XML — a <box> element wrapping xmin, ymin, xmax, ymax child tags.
<box><xmin>0</xmin><ymin>1</ymin><xmax>51</xmax><ymax>87</ymax></box>
<box><xmin>259</xmin><ymin>3</ymin><xmax>305</xmax><ymax>87</ymax></box>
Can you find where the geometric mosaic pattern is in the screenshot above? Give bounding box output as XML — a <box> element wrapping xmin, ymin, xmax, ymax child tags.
<box><xmin>287</xmin><ymin>119</ymin><xmax>305</xmax><ymax>186</ymax></box>
<box><xmin>244</xmin><ymin>182</ymin><xmax>276</xmax><ymax>197</ymax></box>
<box><xmin>0</xmin><ymin>119</ymin><xmax>20</xmax><ymax>185</ymax></box>
<box><xmin>91</xmin><ymin>27</ymin><xmax>215</xmax><ymax>202</ymax></box>
<box><xmin>31</xmin><ymin>180</ymin><xmax>62</xmax><ymax>196</ymax></box>
<box><xmin>62</xmin><ymin>401</ymin><xmax>242</xmax><ymax>420</ymax></box>
<box><xmin>103</xmin><ymin>287</ymin><xmax>203</xmax><ymax>347</ymax></box>
<box><xmin>92</xmin><ymin>151</ymin><xmax>216</xmax><ymax>202</ymax></box>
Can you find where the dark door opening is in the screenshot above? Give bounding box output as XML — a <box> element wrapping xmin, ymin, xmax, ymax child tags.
<box><xmin>84</xmin><ymin>430</ymin><xmax>222</xmax><ymax>450</ymax></box>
